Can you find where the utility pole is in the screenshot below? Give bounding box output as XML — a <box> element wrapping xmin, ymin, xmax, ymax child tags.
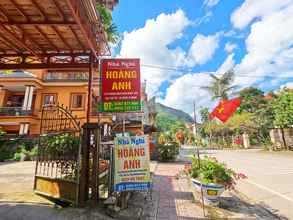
<box><xmin>193</xmin><ymin>101</ymin><xmax>197</xmax><ymax>137</ymax></box>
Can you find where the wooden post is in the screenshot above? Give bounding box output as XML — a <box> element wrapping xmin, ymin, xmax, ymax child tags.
<box><xmin>91</xmin><ymin>128</ymin><xmax>98</xmax><ymax>206</ymax></box>
<box><xmin>86</xmin><ymin>53</ymin><xmax>93</xmax><ymax>123</ymax></box>
<box><xmin>79</xmin><ymin>126</ymin><xmax>90</xmax><ymax>206</ymax></box>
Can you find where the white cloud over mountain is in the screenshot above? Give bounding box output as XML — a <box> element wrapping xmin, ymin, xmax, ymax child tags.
<box><xmin>161</xmin><ymin>73</ymin><xmax>215</xmax><ymax>116</ymax></box>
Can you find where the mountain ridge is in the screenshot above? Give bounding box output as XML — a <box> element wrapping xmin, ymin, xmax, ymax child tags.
<box><xmin>156</xmin><ymin>103</ymin><xmax>193</xmax><ymax>123</ymax></box>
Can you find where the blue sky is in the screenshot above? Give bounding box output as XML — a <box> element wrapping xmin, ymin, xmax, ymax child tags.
<box><xmin>111</xmin><ymin>0</ymin><xmax>293</xmax><ymax>115</ymax></box>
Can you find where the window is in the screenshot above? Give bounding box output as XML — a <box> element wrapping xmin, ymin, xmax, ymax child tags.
<box><xmin>42</xmin><ymin>94</ymin><xmax>57</xmax><ymax>106</ymax></box>
<box><xmin>70</xmin><ymin>93</ymin><xmax>84</xmax><ymax>109</ymax></box>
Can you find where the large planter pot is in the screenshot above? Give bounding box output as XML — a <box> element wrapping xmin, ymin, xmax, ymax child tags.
<box><xmin>190</xmin><ymin>178</ymin><xmax>225</xmax><ymax>206</ymax></box>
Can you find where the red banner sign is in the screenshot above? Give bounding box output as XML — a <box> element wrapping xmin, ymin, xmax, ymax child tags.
<box><xmin>101</xmin><ymin>59</ymin><xmax>141</xmax><ymax>112</ymax></box>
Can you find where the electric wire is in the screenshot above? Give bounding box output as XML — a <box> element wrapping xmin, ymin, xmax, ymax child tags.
<box><xmin>141</xmin><ymin>63</ymin><xmax>293</xmax><ymax>79</ymax></box>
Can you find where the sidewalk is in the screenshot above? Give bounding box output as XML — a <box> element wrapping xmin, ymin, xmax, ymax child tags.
<box><xmin>142</xmin><ymin>162</ymin><xmax>205</xmax><ymax>220</ymax></box>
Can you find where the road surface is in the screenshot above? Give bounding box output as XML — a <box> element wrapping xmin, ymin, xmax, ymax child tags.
<box><xmin>180</xmin><ymin>147</ymin><xmax>293</xmax><ymax>219</ymax></box>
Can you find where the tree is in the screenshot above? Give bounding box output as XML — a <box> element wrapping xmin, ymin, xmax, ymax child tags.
<box><xmin>202</xmin><ymin>70</ymin><xmax>235</xmax><ymax>100</ymax></box>
<box><xmin>273</xmin><ymin>89</ymin><xmax>293</xmax><ymax>149</ymax></box>
<box><xmin>273</xmin><ymin>89</ymin><xmax>293</xmax><ymax>128</ymax></box>
<box><xmin>155</xmin><ymin>112</ymin><xmax>177</xmax><ymax>132</ymax></box>
<box><xmin>238</xmin><ymin>87</ymin><xmax>266</xmax><ymax>113</ymax></box>
<box><xmin>96</xmin><ymin>3</ymin><xmax>119</xmax><ymax>43</ymax></box>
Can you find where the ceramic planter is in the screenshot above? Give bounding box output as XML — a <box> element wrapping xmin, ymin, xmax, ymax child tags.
<box><xmin>190</xmin><ymin>178</ymin><xmax>225</xmax><ymax>206</ymax></box>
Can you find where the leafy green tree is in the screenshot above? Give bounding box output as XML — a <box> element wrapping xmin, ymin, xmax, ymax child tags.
<box><xmin>96</xmin><ymin>3</ymin><xmax>119</xmax><ymax>43</ymax></box>
<box><xmin>252</xmin><ymin>99</ymin><xmax>275</xmax><ymax>142</ymax></box>
<box><xmin>202</xmin><ymin>70</ymin><xmax>235</xmax><ymax>100</ymax></box>
<box><xmin>238</xmin><ymin>87</ymin><xmax>266</xmax><ymax>113</ymax></box>
<box><xmin>272</xmin><ymin>89</ymin><xmax>293</xmax><ymax>149</ymax></box>
<box><xmin>155</xmin><ymin>112</ymin><xmax>177</xmax><ymax>132</ymax></box>
<box><xmin>273</xmin><ymin>89</ymin><xmax>293</xmax><ymax>127</ymax></box>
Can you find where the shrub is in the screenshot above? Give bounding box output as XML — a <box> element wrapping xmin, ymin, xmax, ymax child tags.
<box><xmin>157</xmin><ymin>141</ymin><xmax>179</xmax><ymax>161</ymax></box>
<box><xmin>0</xmin><ymin>146</ymin><xmax>13</xmax><ymax>162</ymax></box>
<box><xmin>29</xmin><ymin>146</ymin><xmax>38</xmax><ymax>159</ymax></box>
<box><xmin>44</xmin><ymin>133</ymin><xmax>79</xmax><ymax>154</ymax></box>
<box><xmin>13</xmin><ymin>152</ymin><xmax>22</xmax><ymax>161</ymax></box>
<box><xmin>185</xmin><ymin>156</ymin><xmax>247</xmax><ymax>190</ymax></box>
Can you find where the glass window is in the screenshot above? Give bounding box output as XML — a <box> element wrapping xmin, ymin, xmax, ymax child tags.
<box><xmin>71</xmin><ymin>94</ymin><xmax>84</xmax><ymax>109</ymax></box>
<box><xmin>43</xmin><ymin>94</ymin><xmax>56</xmax><ymax>105</ymax></box>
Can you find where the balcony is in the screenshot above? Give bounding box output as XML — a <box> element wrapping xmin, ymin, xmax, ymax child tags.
<box><xmin>43</xmin><ymin>72</ymin><xmax>88</xmax><ymax>82</ymax></box>
<box><xmin>0</xmin><ymin>107</ymin><xmax>32</xmax><ymax>116</ymax></box>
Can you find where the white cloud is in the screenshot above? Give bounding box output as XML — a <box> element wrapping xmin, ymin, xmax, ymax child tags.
<box><xmin>161</xmin><ymin>49</ymin><xmax>240</xmax><ymax>116</ymax></box>
<box><xmin>225</xmin><ymin>42</ymin><xmax>237</xmax><ymax>53</ymax></box>
<box><xmin>203</xmin><ymin>0</ymin><xmax>220</xmax><ymax>7</ymax></box>
<box><xmin>232</xmin><ymin>1</ymin><xmax>293</xmax><ymax>88</ymax></box>
<box><xmin>194</xmin><ymin>11</ymin><xmax>213</xmax><ymax>26</ymax></box>
<box><xmin>119</xmin><ymin>9</ymin><xmax>190</xmax><ymax>95</ymax></box>
<box><xmin>217</xmin><ymin>53</ymin><xmax>235</xmax><ymax>75</ymax></box>
<box><xmin>231</xmin><ymin>0</ymin><xmax>292</xmax><ymax>29</ymax></box>
<box><xmin>161</xmin><ymin>73</ymin><xmax>216</xmax><ymax>117</ymax></box>
<box><xmin>187</xmin><ymin>33</ymin><xmax>220</xmax><ymax>66</ymax></box>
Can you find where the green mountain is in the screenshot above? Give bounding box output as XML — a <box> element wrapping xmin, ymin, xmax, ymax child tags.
<box><xmin>155</xmin><ymin>103</ymin><xmax>193</xmax><ymax>132</ymax></box>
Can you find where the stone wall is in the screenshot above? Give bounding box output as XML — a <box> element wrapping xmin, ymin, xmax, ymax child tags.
<box><xmin>270</xmin><ymin>128</ymin><xmax>293</xmax><ymax>148</ymax></box>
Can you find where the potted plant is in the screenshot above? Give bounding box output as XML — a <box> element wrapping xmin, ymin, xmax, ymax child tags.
<box><xmin>184</xmin><ymin>156</ymin><xmax>246</xmax><ymax>206</ymax></box>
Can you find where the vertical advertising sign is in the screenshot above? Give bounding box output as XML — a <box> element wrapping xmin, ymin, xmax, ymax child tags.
<box><xmin>114</xmin><ymin>135</ymin><xmax>151</xmax><ymax>192</ymax></box>
<box><xmin>101</xmin><ymin>58</ymin><xmax>141</xmax><ymax>112</ymax></box>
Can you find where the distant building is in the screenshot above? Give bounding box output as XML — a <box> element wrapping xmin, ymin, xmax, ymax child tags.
<box><xmin>0</xmin><ymin>70</ymin><xmax>112</xmax><ymax>136</ymax></box>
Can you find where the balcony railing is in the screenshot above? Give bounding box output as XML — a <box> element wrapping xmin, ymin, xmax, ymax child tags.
<box><xmin>0</xmin><ymin>107</ymin><xmax>32</xmax><ymax>116</ymax></box>
<box><xmin>43</xmin><ymin>72</ymin><xmax>88</xmax><ymax>82</ymax></box>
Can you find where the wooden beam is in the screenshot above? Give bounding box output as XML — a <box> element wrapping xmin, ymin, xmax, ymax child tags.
<box><xmin>0</xmin><ymin>21</ymin><xmax>77</xmax><ymax>25</ymax></box>
<box><xmin>9</xmin><ymin>0</ymin><xmax>29</xmax><ymax>21</ymax></box>
<box><xmin>0</xmin><ymin>5</ymin><xmax>9</xmax><ymax>22</ymax></box>
<box><xmin>18</xmin><ymin>25</ymin><xmax>44</xmax><ymax>52</ymax></box>
<box><xmin>30</xmin><ymin>0</ymin><xmax>46</xmax><ymax>20</ymax></box>
<box><xmin>34</xmin><ymin>25</ymin><xmax>59</xmax><ymax>51</ymax></box>
<box><xmin>0</xmin><ymin>52</ymin><xmax>91</xmax><ymax>57</ymax></box>
<box><xmin>69</xmin><ymin>26</ymin><xmax>86</xmax><ymax>51</ymax></box>
<box><xmin>0</xmin><ymin>62</ymin><xmax>99</xmax><ymax>69</ymax></box>
<box><xmin>65</xmin><ymin>0</ymin><xmax>98</xmax><ymax>59</ymax></box>
<box><xmin>51</xmin><ymin>0</ymin><xmax>66</xmax><ymax>20</ymax></box>
<box><xmin>0</xmin><ymin>4</ymin><xmax>43</xmax><ymax>52</ymax></box>
<box><xmin>0</xmin><ymin>35</ymin><xmax>22</xmax><ymax>52</ymax></box>
<box><xmin>0</xmin><ymin>25</ymin><xmax>38</xmax><ymax>55</ymax></box>
<box><xmin>51</xmin><ymin>25</ymin><xmax>72</xmax><ymax>51</ymax></box>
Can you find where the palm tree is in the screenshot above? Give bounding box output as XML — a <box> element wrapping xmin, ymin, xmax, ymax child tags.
<box><xmin>201</xmin><ymin>70</ymin><xmax>235</xmax><ymax>100</ymax></box>
<box><xmin>96</xmin><ymin>3</ymin><xmax>119</xmax><ymax>44</ymax></box>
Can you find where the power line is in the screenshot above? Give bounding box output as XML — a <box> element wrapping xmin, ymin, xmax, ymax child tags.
<box><xmin>141</xmin><ymin>63</ymin><xmax>293</xmax><ymax>79</ymax></box>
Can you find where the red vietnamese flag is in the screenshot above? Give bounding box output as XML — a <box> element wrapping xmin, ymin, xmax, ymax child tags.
<box><xmin>209</xmin><ymin>98</ymin><xmax>241</xmax><ymax>123</ymax></box>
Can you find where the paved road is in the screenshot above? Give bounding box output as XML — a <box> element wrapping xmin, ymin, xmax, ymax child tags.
<box><xmin>180</xmin><ymin>147</ymin><xmax>293</xmax><ymax>219</ymax></box>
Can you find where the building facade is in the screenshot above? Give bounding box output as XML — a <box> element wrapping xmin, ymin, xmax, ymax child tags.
<box><xmin>0</xmin><ymin>70</ymin><xmax>112</xmax><ymax>136</ymax></box>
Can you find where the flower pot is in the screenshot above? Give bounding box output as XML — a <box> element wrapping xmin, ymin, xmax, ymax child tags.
<box><xmin>190</xmin><ymin>178</ymin><xmax>225</xmax><ymax>206</ymax></box>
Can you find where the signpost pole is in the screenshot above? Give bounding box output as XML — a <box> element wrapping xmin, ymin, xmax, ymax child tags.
<box><xmin>122</xmin><ymin>113</ymin><xmax>125</xmax><ymax>136</ymax></box>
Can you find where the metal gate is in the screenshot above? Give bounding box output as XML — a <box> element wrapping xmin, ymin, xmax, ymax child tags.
<box><xmin>33</xmin><ymin>104</ymin><xmax>81</xmax><ymax>205</ymax></box>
